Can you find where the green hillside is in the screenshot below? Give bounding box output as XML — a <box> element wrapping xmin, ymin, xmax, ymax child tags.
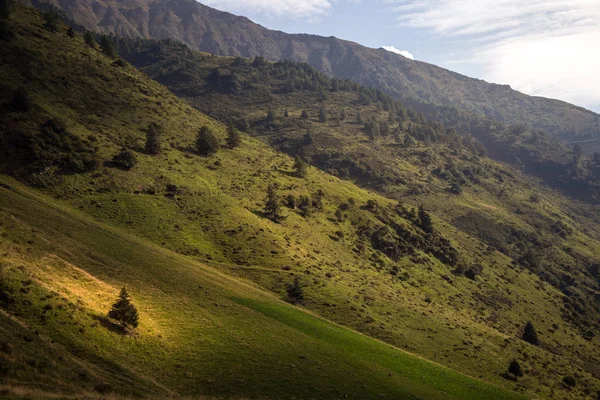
<box><xmin>0</xmin><ymin>4</ymin><xmax>599</xmax><ymax>400</ymax></box>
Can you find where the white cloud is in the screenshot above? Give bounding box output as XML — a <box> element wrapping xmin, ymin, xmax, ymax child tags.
<box><xmin>382</xmin><ymin>46</ymin><xmax>414</xmax><ymax>59</ymax></box>
<box><xmin>201</xmin><ymin>0</ymin><xmax>335</xmax><ymax>20</ymax></box>
<box><xmin>386</xmin><ymin>0</ymin><xmax>600</xmax><ymax>109</ymax></box>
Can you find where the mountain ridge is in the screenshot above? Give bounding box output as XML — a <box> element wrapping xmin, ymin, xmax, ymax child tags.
<box><xmin>42</xmin><ymin>0</ymin><xmax>600</xmax><ymax>147</ymax></box>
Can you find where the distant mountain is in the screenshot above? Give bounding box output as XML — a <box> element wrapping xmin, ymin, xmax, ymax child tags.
<box><xmin>41</xmin><ymin>0</ymin><xmax>600</xmax><ymax>147</ymax></box>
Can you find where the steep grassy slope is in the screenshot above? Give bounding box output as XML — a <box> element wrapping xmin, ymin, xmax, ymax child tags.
<box><xmin>1</xmin><ymin>5</ymin><xmax>600</xmax><ymax>399</ymax></box>
<box><xmin>0</xmin><ymin>178</ymin><xmax>529</xmax><ymax>400</ymax></box>
<box><xmin>39</xmin><ymin>0</ymin><xmax>600</xmax><ymax>144</ymax></box>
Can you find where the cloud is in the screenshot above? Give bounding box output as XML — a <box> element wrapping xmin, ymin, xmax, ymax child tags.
<box><xmin>382</xmin><ymin>46</ymin><xmax>414</xmax><ymax>59</ymax></box>
<box><xmin>386</xmin><ymin>0</ymin><xmax>600</xmax><ymax>110</ymax></box>
<box><xmin>201</xmin><ymin>0</ymin><xmax>335</xmax><ymax>20</ymax></box>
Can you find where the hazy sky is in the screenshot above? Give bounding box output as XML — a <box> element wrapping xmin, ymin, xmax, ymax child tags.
<box><xmin>201</xmin><ymin>0</ymin><xmax>600</xmax><ymax>113</ymax></box>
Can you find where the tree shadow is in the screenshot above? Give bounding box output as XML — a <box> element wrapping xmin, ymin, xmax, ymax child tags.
<box><xmin>499</xmin><ymin>372</ymin><xmax>516</xmax><ymax>381</ymax></box>
<box><xmin>277</xmin><ymin>169</ymin><xmax>297</xmax><ymax>178</ymax></box>
<box><xmin>92</xmin><ymin>315</ymin><xmax>125</xmax><ymax>335</ymax></box>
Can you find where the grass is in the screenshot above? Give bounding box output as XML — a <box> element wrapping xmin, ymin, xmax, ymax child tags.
<box><xmin>0</xmin><ymin>6</ymin><xmax>599</xmax><ymax>399</ymax></box>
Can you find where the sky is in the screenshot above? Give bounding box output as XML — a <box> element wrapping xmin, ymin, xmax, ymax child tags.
<box><xmin>200</xmin><ymin>0</ymin><xmax>600</xmax><ymax>113</ymax></box>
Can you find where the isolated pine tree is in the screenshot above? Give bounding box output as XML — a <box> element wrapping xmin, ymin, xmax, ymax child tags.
<box><xmin>418</xmin><ymin>205</ymin><xmax>434</xmax><ymax>234</ymax></box>
<box><xmin>340</xmin><ymin>108</ymin><xmax>347</xmax><ymax>121</ymax></box>
<box><xmin>195</xmin><ymin>125</ymin><xmax>219</xmax><ymax>156</ymax></box>
<box><xmin>293</xmin><ymin>155</ymin><xmax>308</xmax><ymax>178</ymax></box>
<box><xmin>286</xmin><ymin>277</ymin><xmax>305</xmax><ymax>304</ymax></box>
<box><xmin>145</xmin><ymin>123</ymin><xmax>163</xmax><ymax>155</ymax></box>
<box><xmin>264</xmin><ymin>184</ymin><xmax>282</xmax><ymax>221</ymax></box>
<box><xmin>508</xmin><ymin>359</ymin><xmax>523</xmax><ymax>381</ymax></box>
<box><xmin>108</xmin><ymin>287</ymin><xmax>139</xmax><ymax>329</ymax></box>
<box><xmin>226</xmin><ymin>122</ymin><xmax>241</xmax><ymax>149</ymax></box>
<box><xmin>319</xmin><ymin>107</ymin><xmax>327</xmax><ymax>123</ymax></box>
<box><xmin>301</xmin><ymin>110</ymin><xmax>309</xmax><ymax>119</ymax></box>
<box><xmin>523</xmin><ymin>321</ymin><xmax>539</xmax><ymax>345</ymax></box>
<box><xmin>66</xmin><ymin>26</ymin><xmax>75</xmax><ymax>38</ymax></box>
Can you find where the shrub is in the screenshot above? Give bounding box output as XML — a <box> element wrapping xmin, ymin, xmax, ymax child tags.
<box><xmin>562</xmin><ymin>376</ymin><xmax>576</xmax><ymax>388</ymax></box>
<box><xmin>66</xmin><ymin>26</ymin><xmax>75</xmax><ymax>38</ymax></box>
<box><xmin>226</xmin><ymin>122</ymin><xmax>241</xmax><ymax>149</ymax></box>
<box><xmin>112</xmin><ymin>148</ymin><xmax>137</xmax><ymax>170</ymax></box>
<box><xmin>195</xmin><ymin>125</ymin><xmax>219</xmax><ymax>156</ymax></box>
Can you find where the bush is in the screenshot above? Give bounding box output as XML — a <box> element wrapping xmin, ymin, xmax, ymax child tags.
<box><xmin>562</xmin><ymin>376</ymin><xmax>576</xmax><ymax>388</ymax></box>
<box><xmin>113</xmin><ymin>148</ymin><xmax>137</xmax><ymax>170</ymax></box>
<box><xmin>508</xmin><ymin>359</ymin><xmax>523</xmax><ymax>381</ymax></box>
<box><xmin>145</xmin><ymin>123</ymin><xmax>163</xmax><ymax>154</ymax></box>
<box><xmin>226</xmin><ymin>122</ymin><xmax>241</xmax><ymax>149</ymax></box>
<box><xmin>195</xmin><ymin>125</ymin><xmax>219</xmax><ymax>156</ymax></box>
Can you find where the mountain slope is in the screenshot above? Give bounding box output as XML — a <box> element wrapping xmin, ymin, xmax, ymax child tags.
<box><xmin>1</xmin><ymin>5</ymin><xmax>600</xmax><ymax>399</ymax></box>
<box><xmin>43</xmin><ymin>0</ymin><xmax>600</xmax><ymax>145</ymax></box>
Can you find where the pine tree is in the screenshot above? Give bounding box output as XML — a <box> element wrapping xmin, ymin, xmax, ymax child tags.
<box><xmin>523</xmin><ymin>321</ymin><xmax>539</xmax><ymax>345</ymax></box>
<box><xmin>100</xmin><ymin>35</ymin><xmax>118</xmax><ymax>59</ymax></box>
<box><xmin>286</xmin><ymin>277</ymin><xmax>305</xmax><ymax>304</ymax></box>
<box><xmin>195</xmin><ymin>125</ymin><xmax>219</xmax><ymax>156</ymax></box>
<box><xmin>108</xmin><ymin>287</ymin><xmax>139</xmax><ymax>329</ymax></box>
<box><xmin>508</xmin><ymin>359</ymin><xmax>523</xmax><ymax>381</ymax></box>
<box><xmin>298</xmin><ymin>195</ymin><xmax>312</xmax><ymax>217</ymax></box>
<box><xmin>319</xmin><ymin>106</ymin><xmax>328</xmax><ymax>123</ymax></box>
<box><xmin>264</xmin><ymin>184</ymin><xmax>282</xmax><ymax>221</ymax></box>
<box><xmin>266</xmin><ymin>108</ymin><xmax>275</xmax><ymax>122</ymax></box>
<box><xmin>145</xmin><ymin>123</ymin><xmax>163</xmax><ymax>155</ymax></box>
<box><xmin>226</xmin><ymin>122</ymin><xmax>241</xmax><ymax>149</ymax></box>
<box><xmin>293</xmin><ymin>155</ymin><xmax>308</xmax><ymax>178</ymax></box>
<box><xmin>84</xmin><ymin>31</ymin><xmax>96</xmax><ymax>47</ymax></box>
<box><xmin>356</xmin><ymin>111</ymin><xmax>364</xmax><ymax>125</ymax></box>
<box><xmin>284</xmin><ymin>108</ymin><xmax>289</xmax><ymax>118</ymax></box>
<box><xmin>66</xmin><ymin>26</ymin><xmax>75</xmax><ymax>38</ymax></box>
<box><xmin>303</xmin><ymin>130</ymin><xmax>314</xmax><ymax>145</ymax></box>
<box><xmin>301</xmin><ymin>110</ymin><xmax>309</xmax><ymax>119</ymax></box>
<box><xmin>43</xmin><ymin>11</ymin><xmax>59</xmax><ymax>32</ymax></box>
<box><xmin>340</xmin><ymin>108</ymin><xmax>347</xmax><ymax>121</ymax></box>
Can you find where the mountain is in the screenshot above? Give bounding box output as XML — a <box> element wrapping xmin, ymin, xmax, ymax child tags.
<box><xmin>40</xmin><ymin>0</ymin><xmax>600</xmax><ymax>148</ymax></box>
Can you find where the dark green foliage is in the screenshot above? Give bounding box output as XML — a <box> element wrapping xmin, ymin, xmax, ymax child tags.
<box><xmin>145</xmin><ymin>123</ymin><xmax>163</xmax><ymax>155</ymax></box>
<box><xmin>293</xmin><ymin>155</ymin><xmax>308</xmax><ymax>178</ymax></box>
<box><xmin>356</xmin><ymin>111</ymin><xmax>364</xmax><ymax>125</ymax></box>
<box><xmin>301</xmin><ymin>110</ymin><xmax>309</xmax><ymax>119</ymax></box>
<box><xmin>266</xmin><ymin>109</ymin><xmax>275</xmax><ymax>122</ymax></box>
<box><xmin>66</xmin><ymin>26</ymin><xmax>74</xmax><ymax>38</ymax></box>
<box><xmin>16</xmin><ymin>119</ymin><xmax>100</xmax><ymax>174</ymax></box>
<box><xmin>226</xmin><ymin>122</ymin><xmax>241</xmax><ymax>149</ymax></box>
<box><xmin>340</xmin><ymin>108</ymin><xmax>347</xmax><ymax>121</ymax></box>
<box><xmin>508</xmin><ymin>360</ymin><xmax>523</xmax><ymax>381</ymax></box>
<box><xmin>100</xmin><ymin>36</ymin><xmax>118</xmax><ymax>59</ymax></box>
<box><xmin>11</xmin><ymin>87</ymin><xmax>31</xmax><ymax>112</ymax></box>
<box><xmin>449</xmin><ymin>183</ymin><xmax>462</xmax><ymax>195</ymax></box>
<box><xmin>195</xmin><ymin>125</ymin><xmax>219</xmax><ymax>156</ymax></box>
<box><xmin>298</xmin><ymin>195</ymin><xmax>312</xmax><ymax>217</ymax></box>
<box><xmin>463</xmin><ymin>264</ymin><xmax>483</xmax><ymax>280</ymax></box>
<box><xmin>112</xmin><ymin>148</ymin><xmax>137</xmax><ymax>170</ymax></box>
<box><xmin>284</xmin><ymin>109</ymin><xmax>289</xmax><ymax>118</ymax></box>
<box><xmin>319</xmin><ymin>107</ymin><xmax>327</xmax><ymax>123</ymax></box>
<box><xmin>0</xmin><ymin>19</ymin><xmax>13</xmax><ymax>41</ymax></box>
<box><xmin>521</xmin><ymin>249</ymin><xmax>541</xmax><ymax>272</ymax></box>
<box><xmin>302</xmin><ymin>131</ymin><xmax>314</xmax><ymax>145</ymax></box>
<box><xmin>286</xmin><ymin>277</ymin><xmax>305</xmax><ymax>305</ymax></box>
<box><xmin>562</xmin><ymin>376</ymin><xmax>576</xmax><ymax>388</ymax></box>
<box><xmin>264</xmin><ymin>184</ymin><xmax>282</xmax><ymax>222</ymax></box>
<box><xmin>108</xmin><ymin>287</ymin><xmax>139</xmax><ymax>329</ymax></box>
<box><xmin>0</xmin><ymin>0</ymin><xmax>12</xmax><ymax>20</ymax></box>
<box><xmin>285</xmin><ymin>194</ymin><xmax>296</xmax><ymax>209</ymax></box>
<box><xmin>523</xmin><ymin>321</ymin><xmax>539</xmax><ymax>345</ymax></box>
<box><xmin>84</xmin><ymin>31</ymin><xmax>96</xmax><ymax>47</ymax></box>
<box><xmin>418</xmin><ymin>205</ymin><xmax>433</xmax><ymax>234</ymax></box>
<box><xmin>42</xmin><ymin>11</ymin><xmax>59</xmax><ymax>32</ymax></box>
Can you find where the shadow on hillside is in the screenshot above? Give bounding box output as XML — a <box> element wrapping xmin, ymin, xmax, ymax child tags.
<box><xmin>499</xmin><ymin>372</ymin><xmax>517</xmax><ymax>381</ymax></box>
<box><xmin>277</xmin><ymin>169</ymin><xmax>297</xmax><ymax>178</ymax></box>
<box><xmin>92</xmin><ymin>315</ymin><xmax>125</xmax><ymax>335</ymax></box>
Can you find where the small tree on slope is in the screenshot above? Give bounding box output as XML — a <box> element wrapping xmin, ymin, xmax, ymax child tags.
<box><xmin>108</xmin><ymin>287</ymin><xmax>139</xmax><ymax>330</ymax></box>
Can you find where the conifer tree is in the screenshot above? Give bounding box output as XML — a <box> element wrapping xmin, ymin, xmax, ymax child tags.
<box><xmin>319</xmin><ymin>106</ymin><xmax>328</xmax><ymax>123</ymax></box>
<box><xmin>11</xmin><ymin>87</ymin><xmax>31</xmax><ymax>112</ymax></box>
<box><xmin>100</xmin><ymin>35</ymin><xmax>118</xmax><ymax>59</ymax></box>
<box><xmin>293</xmin><ymin>155</ymin><xmax>308</xmax><ymax>178</ymax></box>
<box><xmin>264</xmin><ymin>184</ymin><xmax>282</xmax><ymax>221</ymax></box>
<box><xmin>418</xmin><ymin>205</ymin><xmax>433</xmax><ymax>234</ymax></box>
<box><xmin>286</xmin><ymin>277</ymin><xmax>305</xmax><ymax>304</ymax></box>
<box><xmin>145</xmin><ymin>123</ymin><xmax>163</xmax><ymax>155</ymax></box>
<box><xmin>0</xmin><ymin>0</ymin><xmax>13</xmax><ymax>20</ymax></box>
<box><xmin>508</xmin><ymin>359</ymin><xmax>523</xmax><ymax>381</ymax></box>
<box><xmin>84</xmin><ymin>31</ymin><xmax>96</xmax><ymax>47</ymax></box>
<box><xmin>108</xmin><ymin>287</ymin><xmax>139</xmax><ymax>329</ymax></box>
<box><xmin>226</xmin><ymin>122</ymin><xmax>241</xmax><ymax>149</ymax></box>
<box><xmin>195</xmin><ymin>125</ymin><xmax>219</xmax><ymax>156</ymax></box>
<box><xmin>523</xmin><ymin>321</ymin><xmax>539</xmax><ymax>345</ymax></box>
<box><xmin>340</xmin><ymin>108</ymin><xmax>347</xmax><ymax>121</ymax></box>
<box><xmin>113</xmin><ymin>148</ymin><xmax>137</xmax><ymax>170</ymax></box>
<box><xmin>66</xmin><ymin>26</ymin><xmax>75</xmax><ymax>38</ymax></box>
<box><xmin>301</xmin><ymin>110</ymin><xmax>309</xmax><ymax>119</ymax></box>
<box><xmin>43</xmin><ymin>11</ymin><xmax>59</xmax><ymax>32</ymax></box>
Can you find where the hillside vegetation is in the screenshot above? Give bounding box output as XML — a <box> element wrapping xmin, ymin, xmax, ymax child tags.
<box><xmin>0</xmin><ymin>5</ymin><xmax>600</xmax><ymax>400</ymax></box>
<box><xmin>40</xmin><ymin>0</ymin><xmax>600</xmax><ymax>146</ymax></box>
